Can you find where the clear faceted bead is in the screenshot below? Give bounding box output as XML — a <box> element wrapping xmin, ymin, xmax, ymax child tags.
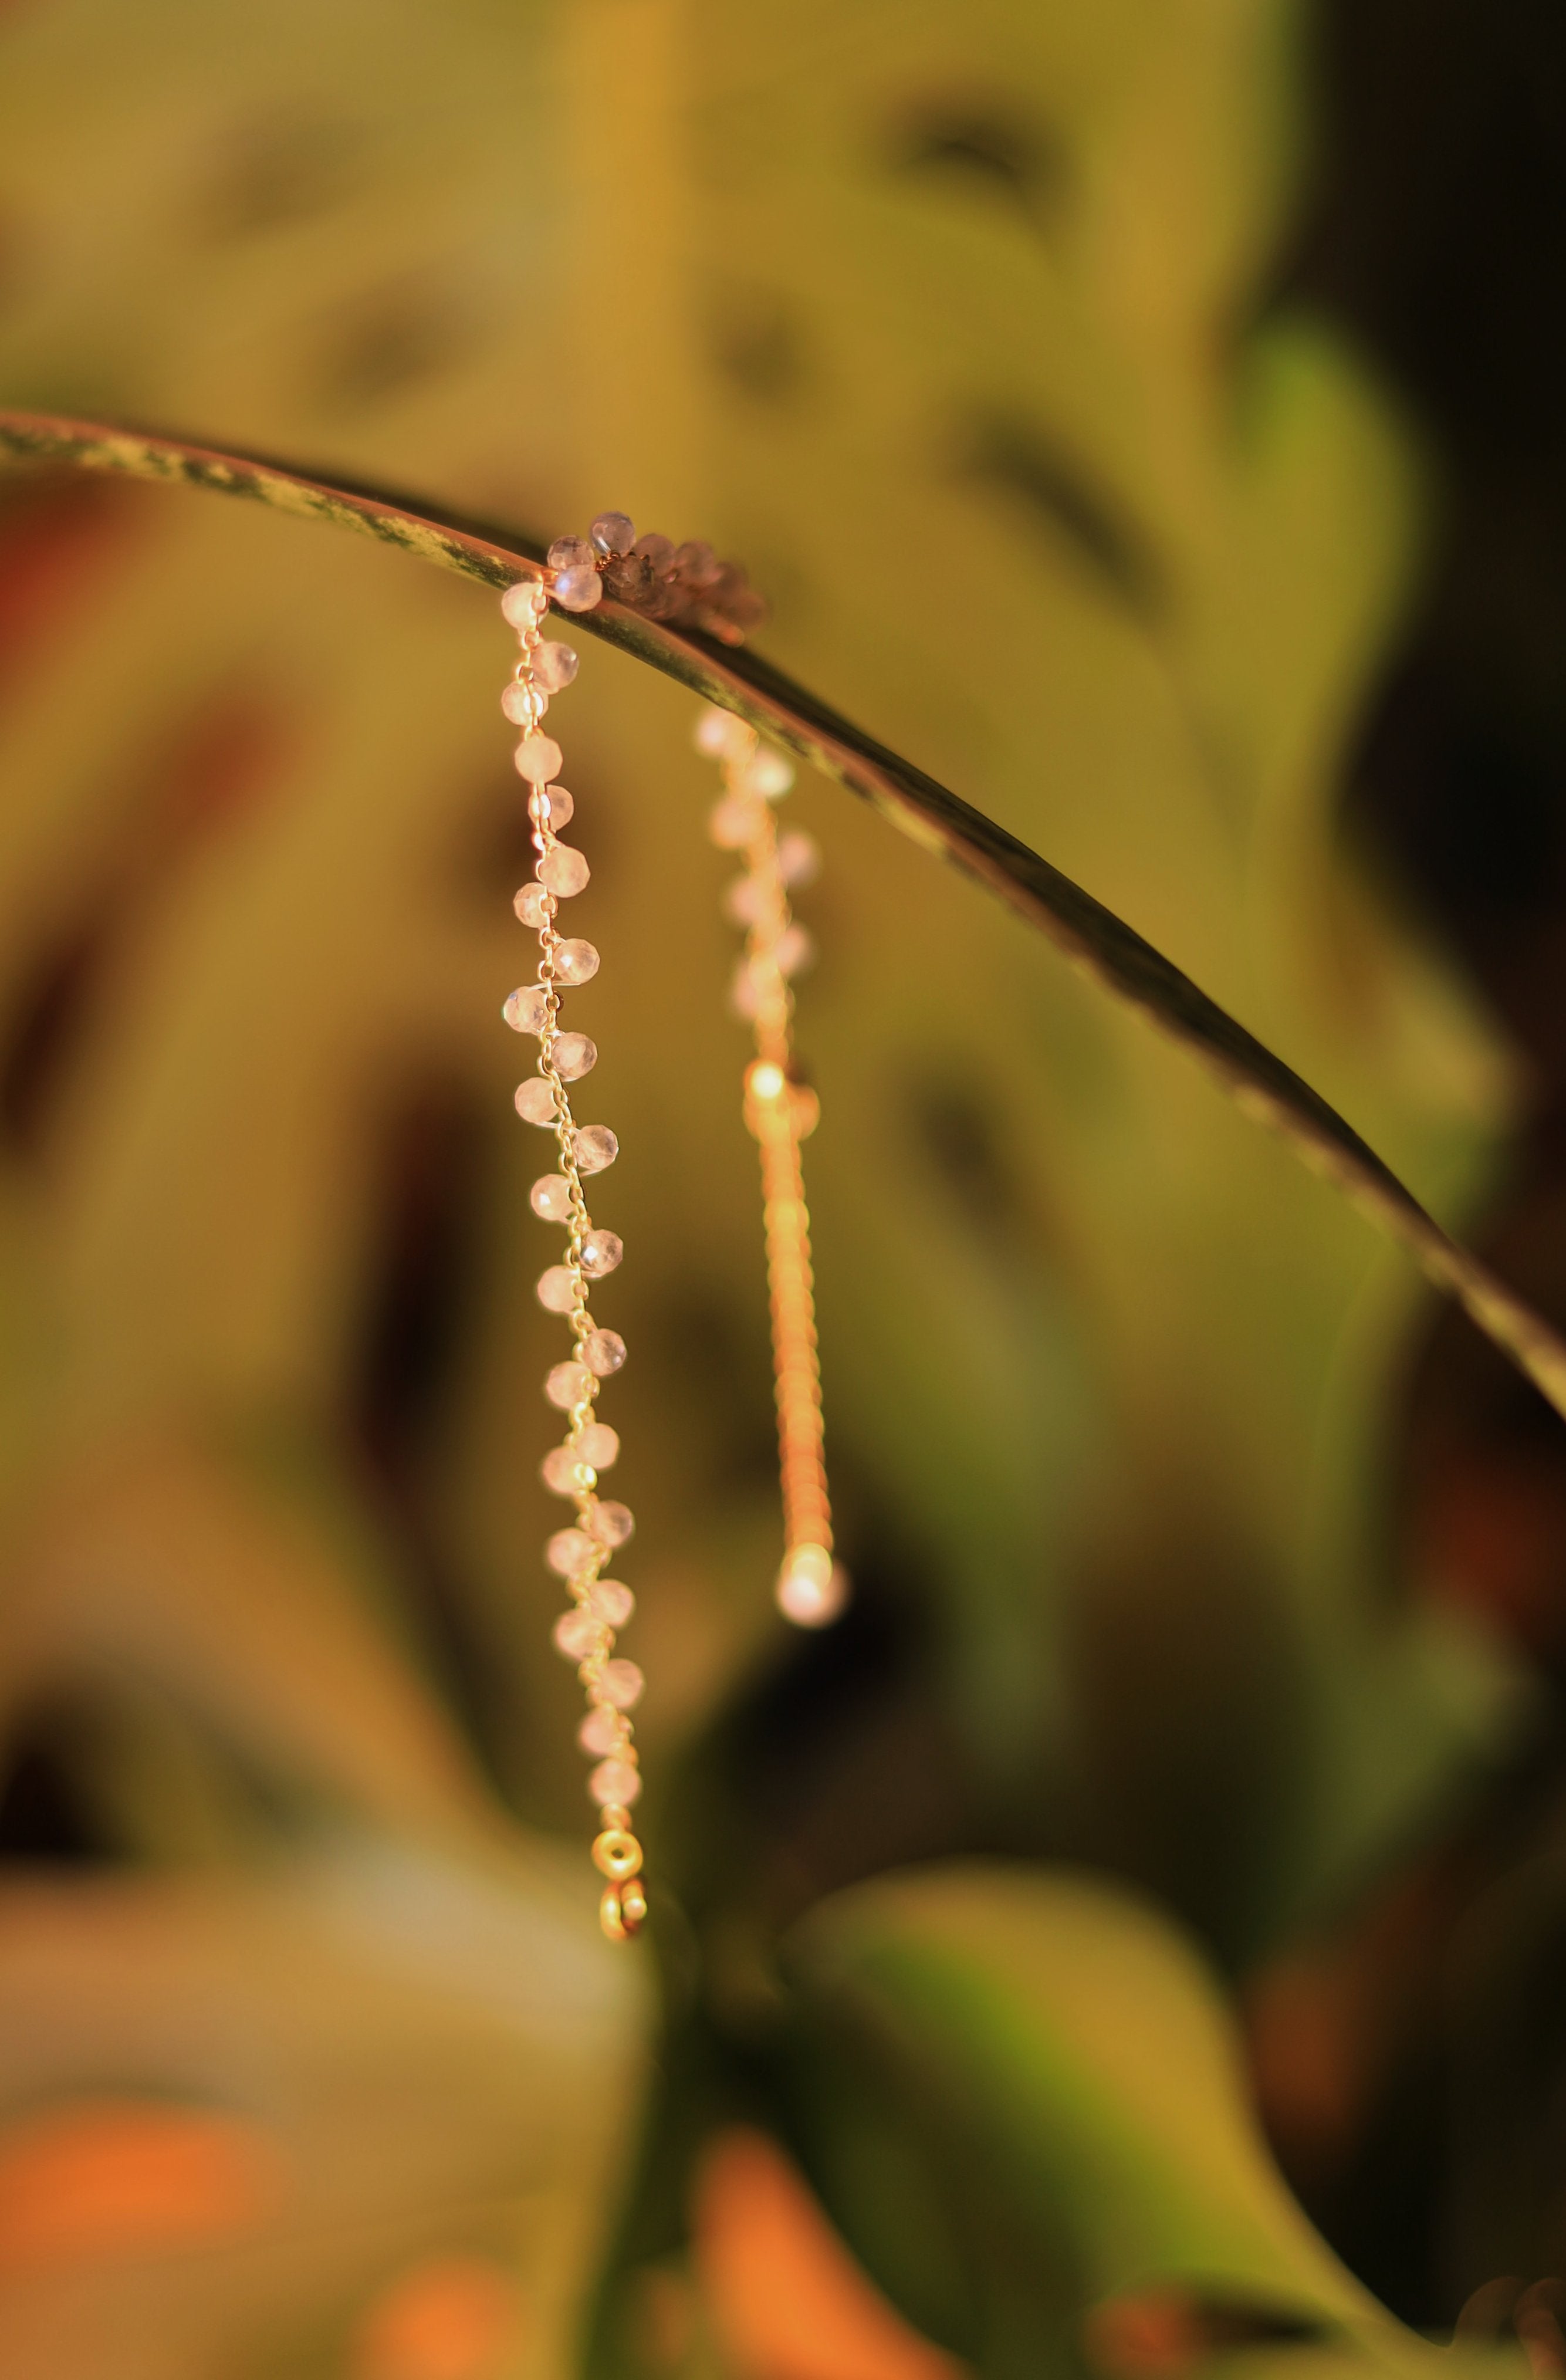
<box><xmin>588</xmin><ymin>1756</ymin><xmax>641</xmax><ymax>1807</ymax></box>
<box><xmin>579</xmin><ymin>1705</ymin><xmax>624</xmax><ymax>1755</ymax></box>
<box><xmin>776</xmin><ymin>923</ymin><xmax>814</xmax><ymax>977</ymax></box>
<box><xmin>582</xmin><ymin>1328</ymin><xmax>626</xmax><ymax>1375</ymax></box>
<box><xmin>577</xmin><ymin>1421</ymin><xmax>619</xmax><ymax>1469</ymax></box>
<box><xmin>503</xmin><ymin>985</ymin><xmax>550</xmax><ymax>1035</ymax></box>
<box><xmin>722</xmin><ymin>875</ymin><xmax>764</xmax><ymax>927</ymax></box>
<box><xmin>552</xmin><ymin>1031</ymin><xmax>596</xmax><ymax>1081</ymax></box>
<box><xmin>501</xmin><ymin>679</ymin><xmax>542</xmax><ymax>726</ymax></box>
<box><xmin>633</xmin><ymin>531</ymin><xmax>676</xmax><ymax>573</ymax></box>
<box><xmin>547</xmin><ymin>537</ymin><xmax>595</xmax><ymax>572</ymax></box>
<box><xmin>546</xmin><ymin>1360</ymin><xmax>591</xmax><ymax>1411</ymax></box>
<box><xmin>580</xmin><ymin>1230</ymin><xmax>623</xmax><ymax>1278</ymax></box>
<box><xmin>776</xmin><ymin>1543</ymin><xmax>850</xmax><ymax>1628</ymax></box>
<box><xmin>588</xmin><ymin>1499</ymin><xmax>635</xmax><ymax>1548</ymax></box>
<box><xmin>529</xmin><ymin>785</ymin><xmax>574</xmax><ymax>830</ymax></box>
<box><xmin>515</xmin><ymin>883</ymin><xmax>553</xmax><ymax>928</ymax></box>
<box><xmin>553</xmin><ymin>565</ymin><xmax>602</xmax><ymax>612</ymax></box>
<box><xmin>543</xmin><ymin>1443</ymin><xmax>596</xmax><ymax>1496</ymax></box>
<box><xmin>747</xmin><ymin>746</ymin><xmax>795</xmax><ymax>799</ymax></box>
<box><xmin>547</xmin><ymin>1526</ymin><xmax>597</xmax><ymax>1577</ymax></box>
<box><xmin>515</xmin><ymin>1076</ymin><xmax>555</xmax><ymax>1124</ymax></box>
<box><xmin>500</xmin><ymin>580</ymin><xmax>546</xmax><ymax>629</ymax></box>
<box><xmin>777</xmin><ymin>831</ymin><xmax>820</xmax><ymax>887</ymax></box>
<box><xmin>696</xmin><ymin>705</ymin><xmax>748</xmax><ymax>759</ymax></box>
<box><xmin>536</xmin><ymin>1265</ymin><xmax>577</xmax><ymax>1314</ymax></box>
<box><xmin>532</xmin><ymin>640</ymin><xmax>579</xmax><ymax>693</ymax></box>
<box><xmin>515</xmin><ymin>732</ymin><xmax>563</xmax><ymax>784</ymax></box>
<box><xmin>573</xmin><ymin>1125</ymin><xmax>618</xmax><ymax>1174</ymax></box>
<box><xmin>553</xmin><ymin>937</ymin><xmax>599</xmax><ymax>986</ymax></box>
<box><xmin>708</xmin><ymin>795</ymin><xmax>762</xmax><ymax>851</ymax></box>
<box><xmin>537</xmin><ymin>844</ymin><xmax>590</xmax><ymax>896</ymax></box>
<box><xmin>530</xmin><ymin>1174</ymin><xmax>574</xmax><ymax>1223</ymax></box>
<box><xmin>673</xmin><ymin>540</ymin><xmax>719</xmax><ymax>585</ymax></box>
<box><xmin>590</xmin><ymin>511</ymin><xmax>636</xmax><ymax>557</ymax></box>
<box><xmin>553</xmin><ymin>1607</ymin><xmax>601</xmax><ymax>1661</ymax></box>
<box><xmin>729</xmin><ymin>960</ymin><xmax>762</xmax><ymax>1020</ymax></box>
<box><xmin>598</xmin><ymin>1657</ymin><xmax>644</xmax><ymax>1710</ymax></box>
<box><xmin>588</xmin><ymin>1580</ymin><xmax>634</xmax><ymax>1627</ymax></box>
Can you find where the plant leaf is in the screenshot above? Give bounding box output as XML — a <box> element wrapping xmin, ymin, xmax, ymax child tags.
<box><xmin>2</xmin><ymin>407</ymin><xmax>1562</xmax><ymax>1435</ymax></box>
<box><xmin>776</xmin><ymin>1864</ymin><xmax>1462</xmax><ymax>2375</ymax></box>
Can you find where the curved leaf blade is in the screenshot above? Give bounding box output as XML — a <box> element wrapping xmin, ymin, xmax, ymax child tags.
<box><xmin>2</xmin><ymin>408</ymin><xmax>1562</xmax><ymax>1426</ymax></box>
<box><xmin>779</xmin><ymin>1865</ymin><xmax>1449</xmax><ymax>2374</ymax></box>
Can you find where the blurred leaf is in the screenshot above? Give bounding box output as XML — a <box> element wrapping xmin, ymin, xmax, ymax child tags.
<box><xmin>0</xmin><ymin>1428</ymin><xmax>651</xmax><ymax>2376</ymax></box>
<box><xmin>774</xmin><ymin>1865</ymin><xmax>1472</xmax><ymax>2375</ymax></box>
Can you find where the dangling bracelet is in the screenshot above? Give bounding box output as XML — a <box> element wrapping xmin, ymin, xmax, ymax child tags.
<box><xmin>497</xmin><ymin>513</ymin><xmax>843</xmax><ymax>1942</ymax></box>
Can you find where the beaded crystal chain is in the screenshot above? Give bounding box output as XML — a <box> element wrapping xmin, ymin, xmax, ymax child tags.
<box><xmin>702</xmin><ymin>709</ymin><xmax>848</xmax><ymax>1630</ymax></box>
<box><xmin>500</xmin><ymin>523</ymin><xmax>646</xmax><ymax>1942</ymax></box>
<box><xmin>499</xmin><ymin>510</ymin><xmax>843</xmax><ymax>1939</ymax></box>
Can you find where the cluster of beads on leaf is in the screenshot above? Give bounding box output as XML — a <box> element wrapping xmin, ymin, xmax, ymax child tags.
<box><xmin>500</xmin><ymin>519</ymin><xmax>652</xmax><ymax>1942</ymax></box>
<box><xmin>536</xmin><ymin>509</ymin><xmax>765</xmax><ymax>644</ymax></box>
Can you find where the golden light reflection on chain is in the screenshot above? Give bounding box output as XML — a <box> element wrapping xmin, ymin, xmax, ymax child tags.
<box><xmin>705</xmin><ymin>712</ymin><xmax>847</xmax><ymax>1628</ymax></box>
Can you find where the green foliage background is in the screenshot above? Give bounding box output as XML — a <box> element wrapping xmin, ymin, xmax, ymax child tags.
<box><xmin>0</xmin><ymin>3</ymin><xmax>1541</xmax><ymax>2375</ymax></box>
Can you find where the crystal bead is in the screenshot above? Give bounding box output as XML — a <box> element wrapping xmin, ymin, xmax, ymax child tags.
<box><xmin>551</xmin><ymin>1031</ymin><xmax>596</xmax><ymax>1081</ymax></box>
<box><xmin>554</xmin><ymin>1608</ymin><xmax>601</xmax><ymax>1661</ymax></box>
<box><xmin>501</xmin><ymin>680</ymin><xmax>542</xmax><ymax>725</ymax></box>
<box><xmin>588</xmin><ymin>1580</ymin><xmax>635</xmax><ymax>1627</ymax></box>
<box><xmin>537</xmin><ymin>1265</ymin><xmax>577</xmax><ymax>1313</ymax></box>
<box><xmin>543</xmin><ymin>1443</ymin><xmax>596</xmax><ymax>1496</ymax></box>
<box><xmin>554</xmin><ymin>565</ymin><xmax>601</xmax><ymax>612</ymax></box>
<box><xmin>590</xmin><ymin>511</ymin><xmax>636</xmax><ymax>558</ymax></box>
<box><xmin>546</xmin><ymin>1360</ymin><xmax>591</xmax><ymax>1411</ymax></box>
<box><xmin>777</xmin><ymin>830</ymin><xmax>820</xmax><ymax>887</ymax></box>
<box><xmin>598</xmin><ymin>1657</ymin><xmax>644</xmax><ymax>1711</ymax></box>
<box><xmin>500</xmin><ymin>581</ymin><xmax>546</xmax><ymax>629</ymax></box>
<box><xmin>633</xmin><ymin>531</ymin><xmax>676</xmax><ymax>573</ymax></box>
<box><xmin>532</xmin><ymin>640</ymin><xmax>579</xmax><ymax>693</ymax></box>
<box><xmin>579</xmin><ymin>1705</ymin><xmax>624</xmax><ymax>1755</ymax></box>
<box><xmin>529</xmin><ymin>785</ymin><xmax>574</xmax><ymax>830</ymax></box>
<box><xmin>580</xmin><ymin>1230</ymin><xmax>623</xmax><ymax>1278</ymax></box>
<box><xmin>537</xmin><ymin>844</ymin><xmax>590</xmax><ymax>896</ymax></box>
<box><xmin>553</xmin><ymin>938</ymin><xmax>599</xmax><ymax>986</ymax></box>
<box><xmin>547</xmin><ymin>1526</ymin><xmax>597</xmax><ymax>1577</ymax></box>
<box><xmin>547</xmin><ymin>537</ymin><xmax>595</xmax><ymax>572</ymax></box>
<box><xmin>588</xmin><ymin>1757</ymin><xmax>641</xmax><ymax>1807</ymax></box>
<box><xmin>577</xmin><ymin>1421</ymin><xmax>619</xmax><ymax>1469</ymax></box>
<box><xmin>730</xmin><ymin>961</ymin><xmax>762</xmax><ymax>1020</ymax></box>
<box><xmin>747</xmin><ymin>747</ymin><xmax>795</xmax><ymax>799</ymax></box>
<box><xmin>530</xmin><ymin>1174</ymin><xmax>574</xmax><ymax>1223</ymax></box>
<box><xmin>503</xmin><ymin>985</ymin><xmax>550</xmax><ymax>1035</ymax></box>
<box><xmin>588</xmin><ymin>1500</ymin><xmax>635</xmax><ymax>1548</ymax></box>
<box><xmin>673</xmin><ymin>540</ymin><xmax>719</xmax><ymax>586</ymax></box>
<box><xmin>515</xmin><ymin>883</ymin><xmax>553</xmax><ymax>929</ymax></box>
<box><xmin>696</xmin><ymin>705</ymin><xmax>748</xmax><ymax>759</ymax></box>
<box><xmin>725</xmin><ymin>584</ymin><xmax>767</xmax><ymax>633</ymax></box>
<box><xmin>776</xmin><ymin>1544</ymin><xmax>849</xmax><ymax>1628</ymax></box>
<box><xmin>708</xmin><ymin>795</ymin><xmax>762</xmax><ymax>851</ymax></box>
<box><xmin>583</xmin><ymin>1329</ymin><xmax>626</xmax><ymax>1376</ymax></box>
<box><xmin>601</xmin><ymin>550</ymin><xmax>654</xmax><ymax>605</ymax></box>
<box><xmin>722</xmin><ymin>876</ymin><xmax>764</xmax><ymax>927</ymax></box>
<box><xmin>776</xmin><ymin>924</ymin><xmax>814</xmax><ymax>977</ymax></box>
<box><xmin>573</xmin><ymin>1125</ymin><xmax>618</xmax><ymax>1174</ymax></box>
<box><xmin>515</xmin><ymin>1076</ymin><xmax>555</xmax><ymax>1124</ymax></box>
<box><xmin>515</xmin><ymin>732</ymin><xmax>563</xmax><ymax>785</ymax></box>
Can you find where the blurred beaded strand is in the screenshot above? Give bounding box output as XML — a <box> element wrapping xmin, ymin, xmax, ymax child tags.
<box><xmin>499</xmin><ymin>511</ymin><xmax>646</xmax><ymax>1943</ymax></box>
<box><xmin>703</xmin><ymin>708</ymin><xmax>849</xmax><ymax>1629</ymax></box>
